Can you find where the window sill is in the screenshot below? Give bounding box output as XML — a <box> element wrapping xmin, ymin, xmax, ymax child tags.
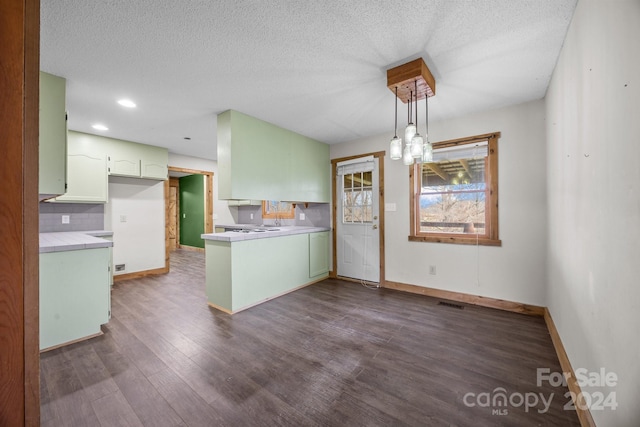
<box><xmin>408</xmin><ymin>235</ymin><xmax>502</xmax><ymax>246</ymax></box>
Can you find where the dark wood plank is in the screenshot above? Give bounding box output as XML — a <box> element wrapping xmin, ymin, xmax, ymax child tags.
<box><xmin>40</xmin><ymin>352</ymin><xmax>102</xmax><ymax>426</ymax></box>
<box><xmin>91</xmin><ymin>390</ymin><xmax>144</xmax><ymax>427</ymax></box>
<box><xmin>92</xmin><ymin>335</ymin><xmax>187</xmax><ymax>427</ymax></box>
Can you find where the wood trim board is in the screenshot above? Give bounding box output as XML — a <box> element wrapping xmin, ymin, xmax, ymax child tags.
<box><xmin>178</xmin><ymin>245</ymin><xmax>205</xmax><ymax>253</ymax></box>
<box><xmin>544</xmin><ymin>309</ymin><xmax>597</xmax><ymax>427</ymax></box>
<box><xmin>113</xmin><ymin>267</ymin><xmax>168</xmax><ymax>282</ymax></box>
<box><xmin>0</xmin><ymin>0</ymin><xmax>40</xmax><ymax>424</ymax></box>
<box><xmin>39</xmin><ymin>331</ymin><xmax>103</xmax><ymax>353</ymax></box>
<box><xmin>383</xmin><ymin>280</ymin><xmax>545</xmax><ymax>316</ymax></box>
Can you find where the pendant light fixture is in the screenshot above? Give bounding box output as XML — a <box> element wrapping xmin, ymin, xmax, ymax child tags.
<box><xmin>410</xmin><ymin>80</ymin><xmax>424</xmax><ymax>158</ymax></box>
<box><xmin>386</xmin><ymin>58</ymin><xmax>436</xmax><ymax>164</ymax></box>
<box><xmin>389</xmin><ymin>86</ymin><xmax>402</xmax><ymax>160</ymax></box>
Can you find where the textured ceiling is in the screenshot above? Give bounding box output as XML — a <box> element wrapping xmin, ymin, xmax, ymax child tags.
<box><xmin>40</xmin><ymin>0</ymin><xmax>577</xmax><ymax>160</ymax></box>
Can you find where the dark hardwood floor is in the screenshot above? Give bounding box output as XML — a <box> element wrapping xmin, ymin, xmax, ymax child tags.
<box><xmin>40</xmin><ymin>249</ymin><xmax>580</xmax><ymax>426</ymax></box>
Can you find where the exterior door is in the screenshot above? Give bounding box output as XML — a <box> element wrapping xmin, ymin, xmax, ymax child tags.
<box><xmin>336</xmin><ymin>157</ymin><xmax>380</xmax><ymax>282</ymax></box>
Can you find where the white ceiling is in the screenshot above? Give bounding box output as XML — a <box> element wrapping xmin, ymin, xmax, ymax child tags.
<box><xmin>40</xmin><ymin>0</ymin><xmax>577</xmax><ymax>161</ymax></box>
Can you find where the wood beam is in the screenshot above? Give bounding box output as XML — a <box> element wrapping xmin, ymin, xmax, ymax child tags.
<box><xmin>459</xmin><ymin>159</ymin><xmax>472</xmax><ymax>176</ymax></box>
<box><xmin>426</xmin><ymin>163</ymin><xmax>449</xmax><ymax>181</ymax></box>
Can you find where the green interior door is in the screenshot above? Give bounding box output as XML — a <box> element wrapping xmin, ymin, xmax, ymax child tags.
<box><xmin>179</xmin><ymin>174</ymin><xmax>205</xmax><ymax>248</ymax></box>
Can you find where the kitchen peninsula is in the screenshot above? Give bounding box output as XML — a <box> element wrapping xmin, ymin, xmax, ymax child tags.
<box><xmin>202</xmin><ymin>226</ymin><xmax>330</xmax><ymax>313</ymax></box>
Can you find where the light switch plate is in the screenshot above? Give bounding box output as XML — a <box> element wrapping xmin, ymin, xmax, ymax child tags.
<box><xmin>61</xmin><ymin>215</ymin><xmax>70</xmax><ymax>224</ymax></box>
<box><xmin>385</xmin><ymin>203</ymin><xmax>397</xmax><ymax>212</ymax></box>
<box><xmin>120</xmin><ymin>215</ymin><xmax>127</xmax><ymax>222</ymax></box>
<box><xmin>300</xmin><ymin>213</ymin><xmax>305</xmax><ymax>221</ymax></box>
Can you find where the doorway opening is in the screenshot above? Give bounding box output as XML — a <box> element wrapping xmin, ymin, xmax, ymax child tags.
<box><xmin>331</xmin><ymin>151</ymin><xmax>386</xmax><ymax>284</ymax></box>
<box><xmin>165</xmin><ymin>167</ymin><xmax>213</xmax><ymax>268</ymax></box>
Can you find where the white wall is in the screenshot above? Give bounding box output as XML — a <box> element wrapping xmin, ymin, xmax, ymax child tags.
<box><xmin>104</xmin><ymin>176</ymin><xmax>166</xmax><ymax>275</ymax></box>
<box><xmin>545</xmin><ymin>1</ymin><xmax>640</xmax><ymax>425</ymax></box>
<box><xmin>168</xmin><ymin>153</ymin><xmax>236</xmax><ymax>226</ymax></box>
<box><xmin>331</xmin><ymin>99</ymin><xmax>548</xmax><ymax>306</ymax></box>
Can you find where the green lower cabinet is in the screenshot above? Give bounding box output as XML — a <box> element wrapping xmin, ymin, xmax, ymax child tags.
<box><xmin>205</xmin><ymin>232</ymin><xmax>329</xmax><ymax>313</ymax></box>
<box><xmin>39</xmin><ymin>248</ymin><xmax>110</xmax><ymax>350</ymax></box>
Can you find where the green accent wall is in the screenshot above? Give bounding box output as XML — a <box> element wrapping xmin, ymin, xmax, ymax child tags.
<box><xmin>179</xmin><ymin>174</ymin><xmax>205</xmax><ymax>248</ymax></box>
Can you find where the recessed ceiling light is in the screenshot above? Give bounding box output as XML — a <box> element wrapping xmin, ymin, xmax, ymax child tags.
<box><xmin>92</xmin><ymin>124</ymin><xmax>109</xmax><ymax>131</ymax></box>
<box><xmin>117</xmin><ymin>99</ymin><xmax>137</xmax><ymax>108</ymax></box>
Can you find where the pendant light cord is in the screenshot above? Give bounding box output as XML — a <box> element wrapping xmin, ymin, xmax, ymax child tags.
<box><xmin>394</xmin><ymin>86</ymin><xmax>398</xmax><ymax>138</ymax></box>
<box><xmin>425</xmin><ymin>88</ymin><xmax>429</xmax><ymax>139</ymax></box>
<box><xmin>414</xmin><ymin>80</ymin><xmax>419</xmax><ymax>130</ymax></box>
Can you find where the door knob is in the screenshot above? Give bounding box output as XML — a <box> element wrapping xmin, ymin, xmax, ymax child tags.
<box><xmin>372</xmin><ymin>224</ymin><xmax>378</xmax><ymax>230</ymax></box>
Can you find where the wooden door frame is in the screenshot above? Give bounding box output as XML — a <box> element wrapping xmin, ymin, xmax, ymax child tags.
<box><xmin>0</xmin><ymin>0</ymin><xmax>40</xmax><ymax>424</ymax></box>
<box><xmin>165</xmin><ymin>167</ymin><xmax>213</xmax><ymax>265</ymax></box>
<box><xmin>168</xmin><ymin>177</ymin><xmax>180</xmax><ymax>252</ymax></box>
<box><xmin>330</xmin><ymin>151</ymin><xmax>386</xmax><ymax>284</ymax></box>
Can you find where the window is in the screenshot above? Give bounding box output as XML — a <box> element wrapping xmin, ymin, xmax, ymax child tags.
<box><xmin>342</xmin><ymin>171</ymin><xmax>373</xmax><ymax>223</ymax></box>
<box><xmin>262</xmin><ymin>201</ymin><xmax>295</xmax><ymax>219</ymax></box>
<box><xmin>409</xmin><ymin>132</ymin><xmax>501</xmax><ymax>246</ymax></box>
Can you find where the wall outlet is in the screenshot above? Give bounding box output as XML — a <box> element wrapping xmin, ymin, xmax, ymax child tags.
<box><xmin>429</xmin><ymin>265</ymin><xmax>436</xmax><ymax>275</ymax></box>
<box><xmin>300</xmin><ymin>213</ymin><xmax>305</xmax><ymax>221</ymax></box>
<box><xmin>61</xmin><ymin>215</ymin><xmax>70</xmax><ymax>224</ymax></box>
<box><xmin>120</xmin><ymin>215</ymin><xmax>127</xmax><ymax>223</ymax></box>
<box><xmin>115</xmin><ymin>264</ymin><xmax>125</xmax><ymax>272</ymax></box>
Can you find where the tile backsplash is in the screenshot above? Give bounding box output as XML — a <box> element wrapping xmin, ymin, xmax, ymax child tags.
<box><xmin>39</xmin><ymin>202</ymin><xmax>105</xmax><ymax>232</ymax></box>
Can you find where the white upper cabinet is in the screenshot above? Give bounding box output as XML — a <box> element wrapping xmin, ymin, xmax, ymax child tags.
<box><xmin>140</xmin><ymin>144</ymin><xmax>169</xmax><ymax>180</ymax></box>
<box><xmin>49</xmin><ymin>131</ymin><xmax>169</xmax><ymax>204</ymax></box>
<box><xmin>50</xmin><ymin>132</ymin><xmax>108</xmax><ymax>203</ymax></box>
<box><xmin>107</xmin><ymin>137</ymin><xmax>168</xmax><ymax>180</ymax></box>
<box><xmin>108</xmin><ymin>138</ymin><xmax>141</xmax><ymax>178</ymax></box>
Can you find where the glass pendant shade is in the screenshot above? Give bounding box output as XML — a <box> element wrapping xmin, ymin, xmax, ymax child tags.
<box><xmin>402</xmin><ymin>142</ymin><xmax>414</xmax><ymax>165</ymax></box>
<box><xmin>390</xmin><ymin>136</ymin><xmax>402</xmax><ymax>160</ymax></box>
<box><xmin>411</xmin><ymin>133</ymin><xmax>424</xmax><ymax>158</ymax></box>
<box><xmin>404</xmin><ymin>123</ymin><xmax>416</xmax><ymax>145</ymax></box>
<box><xmin>422</xmin><ymin>141</ymin><xmax>433</xmax><ymax>162</ymax></box>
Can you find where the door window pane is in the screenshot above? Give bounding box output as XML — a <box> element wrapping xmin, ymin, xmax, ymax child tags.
<box><xmin>342</xmin><ymin>172</ymin><xmax>373</xmax><ymax>224</ymax></box>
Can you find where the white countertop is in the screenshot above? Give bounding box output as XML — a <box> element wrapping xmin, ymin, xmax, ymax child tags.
<box><xmin>39</xmin><ymin>231</ymin><xmax>114</xmax><ymax>253</ymax></box>
<box><xmin>202</xmin><ymin>226</ymin><xmax>330</xmax><ymax>242</ymax></box>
